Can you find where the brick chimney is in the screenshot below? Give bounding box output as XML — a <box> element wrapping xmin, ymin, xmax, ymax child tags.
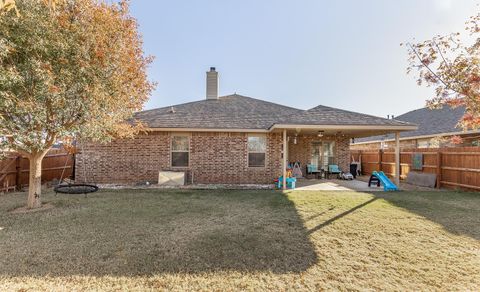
<box><xmin>206</xmin><ymin>67</ymin><xmax>218</xmax><ymax>100</ymax></box>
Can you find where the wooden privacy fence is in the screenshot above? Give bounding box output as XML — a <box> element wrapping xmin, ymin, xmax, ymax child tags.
<box><xmin>0</xmin><ymin>149</ymin><xmax>74</xmax><ymax>193</ymax></box>
<box><xmin>351</xmin><ymin>147</ymin><xmax>480</xmax><ymax>191</ymax></box>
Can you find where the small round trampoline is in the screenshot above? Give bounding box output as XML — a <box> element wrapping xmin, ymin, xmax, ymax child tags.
<box><xmin>54</xmin><ymin>184</ymin><xmax>99</xmax><ymax>194</ymax></box>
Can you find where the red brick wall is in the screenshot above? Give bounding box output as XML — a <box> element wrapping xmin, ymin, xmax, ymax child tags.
<box><xmin>75</xmin><ymin>132</ymin><xmax>171</xmax><ymax>184</ymax></box>
<box><xmin>76</xmin><ymin>131</ymin><xmax>353</xmax><ymax>185</ymax></box>
<box><xmin>75</xmin><ymin>131</ymin><xmax>283</xmax><ymax>184</ymax></box>
<box><xmin>288</xmin><ymin>135</ymin><xmax>350</xmax><ymax>173</ymax></box>
<box><xmin>336</xmin><ymin>137</ymin><xmax>351</xmax><ymax>172</ymax></box>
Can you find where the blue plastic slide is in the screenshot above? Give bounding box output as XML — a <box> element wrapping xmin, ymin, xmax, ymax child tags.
<box><xmin>372</xmin><ymin>171</ymin><xmax>399</xmax><ymax>191</ymax></box>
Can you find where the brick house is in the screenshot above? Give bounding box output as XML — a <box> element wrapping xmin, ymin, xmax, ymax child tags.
<box><xmin>351</xmin><ymin>105</ymin><xmax>480</xmax><ymax>150</ymax></box>
<box><xmin>76</xmin><ymin>68</ymin><xmax>416</xmax><ymax>187</ymax></box>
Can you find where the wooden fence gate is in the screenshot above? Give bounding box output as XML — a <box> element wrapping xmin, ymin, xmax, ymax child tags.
<box><xmin>351</xmin><ymin>147</ymin><xmax>480</xmax><ymax>191</ymax></box>
<box><xmin>0</xmin><ymin>149</ymin><xmax>74</xmax><ymax>193</ymax></box>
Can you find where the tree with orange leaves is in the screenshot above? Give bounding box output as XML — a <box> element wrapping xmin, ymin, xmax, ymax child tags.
<box><xmin>0</xmin><ymin>0</ymin><xmax>154</xmax><ymax>208</ymax></box>
<box><xmin>405</xmin><ymin>13</ymin><xmax>480</xmax><ymax>141</ymax></box>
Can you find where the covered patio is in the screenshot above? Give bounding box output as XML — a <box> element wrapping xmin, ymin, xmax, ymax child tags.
<box><xmin>271</xmin><ymin>122</ymin><xmax>417</xmax><ymax>190</ymax></box>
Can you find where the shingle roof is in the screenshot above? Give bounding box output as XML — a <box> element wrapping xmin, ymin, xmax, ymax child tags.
<box><xmin>135</xmin><ymin>94</ymin><xmax>303</xmax><ymax>129</ymax></box>
<box><xmin>356</xmin><ymin>105</ymin><xmax>467</xmax><ymax>143</ymax></box>
<box><xmin>135</xmin><ymin>94</ymin><xmax>413</xmax><ymax>130</ymax></box>
<box><xmin>279</xmin><ymin>105</ymin><xmax>411</xmax><ymax>126</ymax></box>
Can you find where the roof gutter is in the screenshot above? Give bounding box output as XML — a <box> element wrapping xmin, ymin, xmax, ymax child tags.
<box><xmin>269</xmin><ymin>124</ymin><xmax>418</xmax><ymax>131</ymax></box>
<box><xmin>146</xmin><ymin>124</ymin><xmax>418</xmax><ymax>133</ymax></box>
<box><xmin>146</xmin><ymin>127</ymin><xmax>269</xmax><ymax>133</ymax></box>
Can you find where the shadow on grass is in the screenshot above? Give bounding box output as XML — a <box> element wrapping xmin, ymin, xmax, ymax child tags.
<box><xmin>374</xmin><ymin>191</ymin><xmax>480</xmax><ymax>240</ymax></box>
<box><xmin>307</xmin><ymin>198</ymin><xmax>377</xmax><ymax>234</ymax></box>
<box><xmin>304</xmin><ymin>190</ymin><xmax>480</xmax><ymax>241</ymax></box>
<box><xmin>0</xmin><ymin>189</ymin><xmax>318</xmax><ymax>276</ymax></box>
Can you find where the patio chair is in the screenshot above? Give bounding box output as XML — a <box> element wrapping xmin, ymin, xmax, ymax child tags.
<box><xmin>328</xmin><ymin>164</ymin><xmax>342</xmax><ymax>179</ymax></box>
<box><xmin>306</xmin><ymin>164</ymin><xmax>322</xmax><ymax>179</ymax></box>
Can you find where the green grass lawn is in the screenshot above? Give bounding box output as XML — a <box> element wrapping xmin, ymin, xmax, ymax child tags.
<box><xmin>0</xmin><ymin>189</ymin><xmax>479</xmax><ymax>291</ymax></box>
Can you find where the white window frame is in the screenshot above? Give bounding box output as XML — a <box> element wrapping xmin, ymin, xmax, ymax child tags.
<box><xmin>311</xmin><ymin>141</ymin><xmax>336</xmax><ymax>170</ymax></box>
<box><xmin>247</xmin><ymin>134</ymin><xmax>267</xmax><ymax>168</ymax></box>
<box><xmin>171</xmin><ymin>133</ymin><xmax>190</xmax><ymax>168</ymax></box>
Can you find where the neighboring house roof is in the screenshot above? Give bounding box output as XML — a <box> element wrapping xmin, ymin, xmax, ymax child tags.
<box><xmin>356</xmin><ymin>105</ymin><xmax>468</xmax><ymax>143</ymax></box>
<box><xmin>135</xmin><ymin>94</ymin><xmax>415</xmax><ymax>130</ymax></box>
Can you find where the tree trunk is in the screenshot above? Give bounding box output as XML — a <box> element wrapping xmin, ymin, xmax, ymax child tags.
<box><xmin>27</xmin><ymin>153</ymin><xmax>45</xmax><ymax>209</ymax></box>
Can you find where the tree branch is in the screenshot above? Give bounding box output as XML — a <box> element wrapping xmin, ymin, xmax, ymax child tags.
<box><xmin>408</xmin><ymin>43</ymin><xmax>464</xmax><ymax>96</ymax></box>
<box><xmin>433</xmin><ymin>39</ymin><xmax>453</xmax><ymax>71</ymax></box>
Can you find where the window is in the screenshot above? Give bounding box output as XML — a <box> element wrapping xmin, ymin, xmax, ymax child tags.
<box><xmin>322</xmin><ymin>141</ymin><xmax>335</xmax><ymax>168</ymax></box>
<box><xmin>311</xmin><ymin>141</ymin><xmax>335</xmax><ymax>169</ymax></box>
<box><xmin>380</xmin><ymin>141</ymin><xmax>388</xmax><ymax>150</ymax></box>
<box><xmin>248</xmin><ymin>135</ymin><xmax>266</xmax><ymax>167</ymax></box>
<box><xmin>171</xmin><ymin>135</ymin><xmax>189</xmax><ymax>167</ymax></box>
<box><xmin>417</xmin><ymin>139</ymin><xmax>429</xmax><ymax>149</ymax></box>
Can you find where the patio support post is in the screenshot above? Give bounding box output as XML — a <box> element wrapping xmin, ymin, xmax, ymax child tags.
<box><xmin>282</xmin><ymin>129</ymin><xmax>287</xmax><ymax>190</ymax></box>
<box><xmin>395</xmin><ymin>131</ymin><xmax>400</xmax><ymax>187</ymax></box>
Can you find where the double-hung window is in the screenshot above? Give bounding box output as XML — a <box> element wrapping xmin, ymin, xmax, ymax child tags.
<box><xmin>248</xmin><ymin>135</ymin><xmax>266</xmax><ymax>167</ymax></box>
<box><xmin>171</xmin><ymin>135</ymin><xmax>189</xmax><ymax>167</ymax></box>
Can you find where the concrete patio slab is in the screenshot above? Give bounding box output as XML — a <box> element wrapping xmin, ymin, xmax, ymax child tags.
<box><xmin>295</xmin><ymin>178</ymin><xmax>385</xmax><ymax>192</ymax></box>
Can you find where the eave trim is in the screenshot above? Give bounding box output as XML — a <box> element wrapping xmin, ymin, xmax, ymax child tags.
<box><xmin>352</xmin><ymin>129</ymin><xmax>480</xmax><ymax>145</ymax></box>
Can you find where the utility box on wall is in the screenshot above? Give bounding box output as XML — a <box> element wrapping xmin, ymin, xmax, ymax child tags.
<box><xmin>412</xmin><ymin>153</ymin><xmax>423</xmax><ymax>170</ymax></box>
<box><xmin>158</xmin><ymin>171</ymin><xmax>185</xmax><ymax>186</ymax></box>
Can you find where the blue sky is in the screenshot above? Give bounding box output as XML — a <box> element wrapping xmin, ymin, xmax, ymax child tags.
<box><xmin>130</xmin><ymin>0</ymin><xmax>478</xmax><ymax>117</ymax></box>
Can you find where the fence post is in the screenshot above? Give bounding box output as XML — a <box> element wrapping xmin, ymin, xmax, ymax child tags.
<box><xmin>378</xmin><ymin>149</ymin><xmax>383</xmax><ymax>172</ymax></box>
<box><xmin>15</xmin><ymin>155</ymin><xmax>21</xmax><ymax>191</ymax></box>
<box><xmin>436</xmin><ymin>151</ymin><xmax>442</xmax><ymax>189</ymax></box>
<box><xmin>72</xmin><ymin>153</ymin><xmax>76</xmax><ymax>181</ymax></box>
